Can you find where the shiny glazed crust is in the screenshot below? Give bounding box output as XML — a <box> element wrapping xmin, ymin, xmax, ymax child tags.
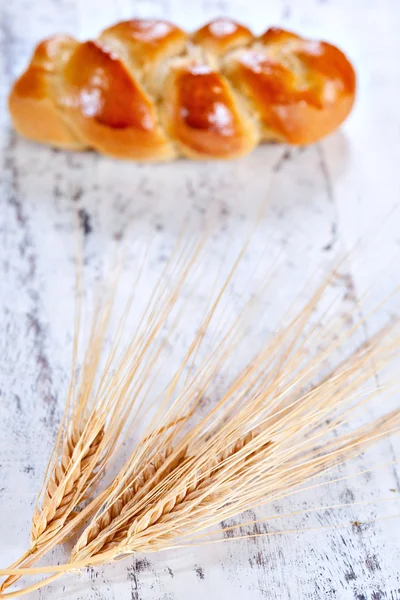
<box><xmin>8</xmin><ymin>19</ymin><xmax>356</xmax><ymax>161</ymax></box>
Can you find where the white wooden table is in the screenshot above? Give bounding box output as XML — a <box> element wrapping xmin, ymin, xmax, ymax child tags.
<box><xmin>1</xmin><ymin>1</ymin><xmax>400</xmax><ymax>599</ymax></box>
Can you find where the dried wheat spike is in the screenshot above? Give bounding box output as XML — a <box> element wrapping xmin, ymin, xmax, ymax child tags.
<box><xmin>66</xmin><ymin>309</ymin><xmax>400</xmax><ymax>564</ymax></box>
<box><xmin>121</xmin><ymin>431</ymin><xmax>270</xmax><ymax>550</ymax></box>
<box><xmin>1</xmin><ymin>252</ymin><xmax>400</xmax><ymax>600</ymax></box>
<box><xmin>1</xmin><ymin>236</ymin><xmax>209</xmax><ymax>593</ymax></box>
<box><xmin>71</xmin><ymin>445</ymin><xmax>187</xmax><ymax>561</ymax></box>
<box><xmin>71</xmin><ymin>430</ymin><xmax>264</xmax><ymax>561</ymax></box>
<box><xmin>31</xmin><ymin>424</ymin><xmax>104</xmax><ymax>545</ymax></box>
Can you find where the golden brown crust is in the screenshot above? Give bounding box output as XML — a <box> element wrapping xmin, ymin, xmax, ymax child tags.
<box><xmin>30</xmin><ymin>35</ymin><xmax>75</xmax><ymax>71</ymax></box>
<box><xmin>100</xmin><ymin>19</ymin><xmax>187</xmax><ymax>72</ymax></box>
<box><xmin>192</xmin><ymin>18</ymin><xmax>254</xmax><ymax>55</ymax></box>
<box><xmin>56</xmin><ymin>41</ymin><xmax>175</xmax><ymax>160</ymax></box>
<box><xmin>8</xmin><ymin>21</ymin><xmax>356</xmax><ymax>160</ymax></box>
<box><xmin>225</xmin><ymin>27</ymin><xmax>356</xmax><ymax>144</ymax></box>
<box><xmin>165</xmin><ymin>63</ymin><xmax>258</xmax><ymax>159</ymax></box>
<box><xmin>8</xmin><ymin>36</ymin><xmax>85</xmax><ymax>149</ymax></box>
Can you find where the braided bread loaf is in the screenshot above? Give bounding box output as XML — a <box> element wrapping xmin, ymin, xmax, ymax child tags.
<box><xmin>8</xmin><ymin>18</ymin><xmax>356</xmax><ymax>161</ymax></box>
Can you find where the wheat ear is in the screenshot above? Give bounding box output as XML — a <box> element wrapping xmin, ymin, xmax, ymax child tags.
<box><xmin>63</xmin><ymin>278</ymin><xmax>400</xmax><ymax>567</ymax></box>
<box><xmin>2</xmin><ymin>249</ymin><xmax>400</xmax><ymax>596</ymax></box>
<box><xmin>1</xmin><ymin>235</ymin><xmax>211</xmax><ymax>591</ymax></box>
<box><xmin>71</xmin><ymin>445</ymin><xmax>188</xmax><ymax>561</ymax></box>
<box><xmin>31</xmin><ymin>423</ymin><xmax>104</xmax><ymax>544</ymax></box>
<box><xmin>70</xmin><ymin>432</ymin><xmax>259</xmax><ymax>563</ymax></box>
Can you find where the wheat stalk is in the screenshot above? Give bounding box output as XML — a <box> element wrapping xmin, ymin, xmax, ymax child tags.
<box><xmin>70</xmin><ymin>431</ymin><xmax>260</xmax><ymax>563</ymax></box>
<box><xmin>71</xmin><ymin>444</ymin><xmax>188</xmax><ymax>561</ymax></box>
<box><xmin>31</xmin><ymin>423</ymin><xmax>104</xmax><ymax>545</ymax></box>
<box><xmin>64</xmin><ymin>285</ymin><xmax>399</xmax><ymax>567</ymax></box>
<box><xmin>1</xmin><ymin>235</ymin><xmax>213</xmax><ymax>591</ymax></box>
<box><xmin>1</xmin><ymin>239</ymin><xmax>399</xmax><ymax>597</ymax></box>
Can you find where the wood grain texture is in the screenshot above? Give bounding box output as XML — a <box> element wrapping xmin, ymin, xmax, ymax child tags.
<box><xmin>0</xmin><ymin>1</ymin><xmax>400</xmax><ymax>599</ymax></box>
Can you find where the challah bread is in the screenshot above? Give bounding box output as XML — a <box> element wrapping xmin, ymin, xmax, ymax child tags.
<box><xmin>8</xmin><ymin>18</ymin><xmax>356</xmax><ymax>161</ymax></box>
